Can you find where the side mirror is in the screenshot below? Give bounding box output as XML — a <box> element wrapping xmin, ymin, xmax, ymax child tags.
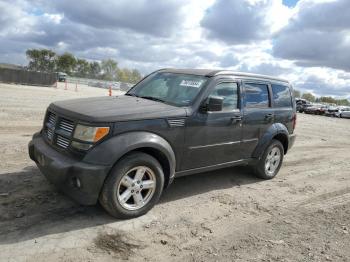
<box><xmin>207</xmin><ymin>96</ymin><xmax>224</xmax><ymax>112</ymax></box>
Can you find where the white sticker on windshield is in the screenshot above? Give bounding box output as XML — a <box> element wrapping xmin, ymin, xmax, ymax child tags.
<box><xmin>179</xmin><ymin>79</ymin><xmax>203</xmax><ymax>88</ymax></box>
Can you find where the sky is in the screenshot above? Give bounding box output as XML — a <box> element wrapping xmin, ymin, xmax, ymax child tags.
<box><xmin>0</xmin><ymin>0</ymin><xmax>350</xmax><ymax>99</ymax></box>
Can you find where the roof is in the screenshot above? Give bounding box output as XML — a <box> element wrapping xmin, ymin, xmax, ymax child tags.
<box><xmin>158</xmin><ymin>68</ymin><xmax>289</xmax><ymax>84</ymax></box>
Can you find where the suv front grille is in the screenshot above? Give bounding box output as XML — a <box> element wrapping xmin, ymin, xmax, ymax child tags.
<box><xmin>44</xmin><ymin>111</ymin><xmax>75</xmax><ymax>150</ymax></box>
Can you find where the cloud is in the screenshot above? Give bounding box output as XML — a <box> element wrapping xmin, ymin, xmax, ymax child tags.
<box><xmin>239</xmin><ymin>62</ymin><xmax>292</xmax><ymax>76</ymax></box>
<box><xmin>0</xmin><ymin>0</ymin><xmax>37</xmax><ymax>36</ymax></box>
<box><xmin>48</xmin><ymin>0</ymin><xmax>187</xmax><ymax>37</ymax></box>
<box><xmin>295</xmin><ymin>74</ymin><xmax>350</xmax><ymax>98</ymax></box>
<box><xmin>219</xmin><ymin>53</ymin><xmax>239</xmax><ymax>67</ymax></box>
<box><xmin>200</xmin><ymin>0</ymin><xmax>273</xmax><ymax>44</ymax></box>
<box><xmin>273</xmin><ymin>0</ymin><xmax>350</xmax><ymax>71</ymax></box>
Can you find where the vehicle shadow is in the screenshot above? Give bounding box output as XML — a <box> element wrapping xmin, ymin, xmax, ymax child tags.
<box><xmin>161</xmin><ymin>165</ymin><xmax>260</xmax><ymax>203</ymax></box>
<box><xmin>0</xmin><ymin>165</ymin><xmax>261</xmax><ymax>244</ymax></box>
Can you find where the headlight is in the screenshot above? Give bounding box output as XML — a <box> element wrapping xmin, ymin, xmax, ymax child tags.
<box><xmin>73</xmin><ymin>124</ymin><xmax>110</xmax><ymax>143</ymax></box>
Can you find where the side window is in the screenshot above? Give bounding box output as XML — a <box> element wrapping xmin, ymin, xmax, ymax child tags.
<box><xmin>244</xmin><ymin>83</ymin><xmax>269</xmax><ymax>108</ymax></box>
<box><xmin>209</xmin><ymin>82</ymin><xmax>238</xmax><ymax>111</ymax></box>
<box><xmin>271</xmin><ymin>84</ymin><xmax>292</xmax><ymax>107</ymax></box>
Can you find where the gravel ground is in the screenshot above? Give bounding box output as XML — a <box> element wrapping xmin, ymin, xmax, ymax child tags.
<box><xmin>0</xmin><ymin>82</ymin><xmax>349</xmax><ymax>262</ymax></box>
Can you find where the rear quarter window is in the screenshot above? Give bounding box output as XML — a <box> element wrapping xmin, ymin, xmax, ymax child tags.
<box><xmin>271</xmin><ymin>84</ymin><xmax>292</xmax><ymax>108</ymax></box>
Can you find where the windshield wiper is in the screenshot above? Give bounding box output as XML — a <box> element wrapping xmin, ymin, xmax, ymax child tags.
<box><xmin>125</xmin><ymin>93</ymin><xmax>138</xmax><ymax>97</ymax></box>
<box><xmin>140</xmin><ymin>96</ymin><xmax>166</xmax><ymax>103</ymax></box>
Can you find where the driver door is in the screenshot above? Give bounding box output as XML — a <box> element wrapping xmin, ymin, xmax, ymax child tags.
<box><xmin>182</xmin><ymin>80</ymin><xmax>243</xmax><ymax>170</ymax></box>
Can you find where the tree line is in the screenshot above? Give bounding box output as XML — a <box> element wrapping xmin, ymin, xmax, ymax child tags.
<box><xmin>293</xmin><ymin>90</ymin><xmax>350</xmax><ymax>106</ymax></box>
<box><xmin>25</xmin><ymin>49</ymin><xmax>142</xmax><ymax>84</ymax></box>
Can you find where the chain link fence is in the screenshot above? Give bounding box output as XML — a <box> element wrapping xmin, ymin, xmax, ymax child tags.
<box><xmin>67</xmin><ymin>76</ymin><xmax>134</xmax><ymax>91</ymax></box>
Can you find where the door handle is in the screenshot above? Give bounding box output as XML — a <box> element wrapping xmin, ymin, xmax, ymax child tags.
<box><xmin>231</xmin><ymin>115</ymin><xmax>242</xmax><ymax>123</ymax></box>
<box><xmin>265</xmin><ymin>113</ymin><xmax>274</xmax><ymax>120</ymax></box>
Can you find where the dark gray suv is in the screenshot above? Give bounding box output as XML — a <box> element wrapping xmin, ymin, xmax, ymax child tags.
<box><xmin>29</xmin><ymin>69</ymin><xmax>296</xmax><ymax>218</ymax></box>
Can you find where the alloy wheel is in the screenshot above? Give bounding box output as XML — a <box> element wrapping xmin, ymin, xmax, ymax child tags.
<box><xmin>264</xmin><ymin>147</ymin><xmax>281</xmax><ymax>176</ymax></box>
<box><xmin>117</xmin><ymin>166</ymin><xmax>156</xmax><ymax>211</ymax></box>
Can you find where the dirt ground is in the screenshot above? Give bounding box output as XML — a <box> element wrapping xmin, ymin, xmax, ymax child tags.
<box><xmin>0</xmin><ymin>82</ymin><xmax>349</xmax><ymax>262</ymax></box>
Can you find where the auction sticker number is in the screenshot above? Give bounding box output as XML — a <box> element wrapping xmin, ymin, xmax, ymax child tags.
<box><xmin>179</xmin><ymin>80</ymin><xmax>203</xmax><ymax>88</ymax></box>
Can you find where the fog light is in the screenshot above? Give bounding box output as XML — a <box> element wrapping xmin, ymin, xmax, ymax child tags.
<box><xmin>71</xmin><ymin>141</ymin><xmax>92</xmax><ymax>151</ymax></box>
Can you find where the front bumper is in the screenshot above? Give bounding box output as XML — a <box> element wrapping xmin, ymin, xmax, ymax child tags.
<box><xmin>28</xmin><ymin>133</ymin><xmax>110</xmax><ymax>205</ymax></box>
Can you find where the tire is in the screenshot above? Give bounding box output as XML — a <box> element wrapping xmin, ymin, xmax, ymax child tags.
<box><xmin>254</xmin><ymin>139</ymin><xmax>284</xmax><ymax>179</ymax></box>
<box><xmin>99</xmin><ymin>152</ymin><xmax>164</xmax><ymax>219</ymax></box>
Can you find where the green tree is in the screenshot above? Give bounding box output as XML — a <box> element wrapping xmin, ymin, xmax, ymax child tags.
<box><xmin>101</xmin><ymin>59</ymin><xmax>118</xmax><ymax>80</ymax></box>
<box><xmin>336</xmin><ymin>99</ymin><xmax>350</xmax><ymax>106</ymax></box>
<box><xmin>130</xmin><ymin>69</ymin><xmax>142</xmax><ymax>84</ymax></box>
<box><xmin>57</xmin><ymin>52</ymin><xmax>76</xmax><ymax>75</ymax></box>
<box><xmin>319</xmin><ymin>96</ymin><xmax>336</xmax><ymax>104</ymax></box>
<box><xmin>26</xmin><ymin>49</ymin><xmax>56</xmax><ymax>72</ymax></box>
<box><xmin>24</xmin><ymin>49</ymin><xmax>143</xmax><ymax>82</ymax></box>
<box><xmin>302</xmin><ymin>92</ymin><xmax>316</xmax><ymax>102</ymax></box>
<box><xmin>89</xmin><ymin>61</ymin><xmax>101</xmax><ymax>79</ymax></box>
<box><xmin>75</xmin><ymin>58</ymin><xmax>90</xmax><ymax>77</ymax></box>
<box><xmin>119</xmin><ymin>68</ymin><xmax>132</xmax><ymax>83</ymax></box>
<box><xmin>116</xmin><ymin>68</ymin><xmax>127</xmax><ymax>82</ymax></box>
<box><xmin>116</xmin><ymin>68</ymin><xmax>142</xmax><ymax>83</ymax></box>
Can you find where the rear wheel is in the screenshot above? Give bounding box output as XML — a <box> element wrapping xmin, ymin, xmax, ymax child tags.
<box><xmin>254</xmin><ymin>139</ymin><xmax>284</xmax><ymax>179</ymax></box>
<box><xmin>99</xmin><ymin>152</ymin><xmax>164</xmax><ymax>219</ymax></box>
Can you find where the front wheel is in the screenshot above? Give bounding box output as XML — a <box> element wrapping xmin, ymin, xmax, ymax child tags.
<box><xmin>254</xmin><ymin>139</ymin><xmax>284</xmax><ymax>179</ymax></box>
<box><xmin>99</xmin><ymin>152</ymin><xmax>164</xmax><ymax>219</ymax></box>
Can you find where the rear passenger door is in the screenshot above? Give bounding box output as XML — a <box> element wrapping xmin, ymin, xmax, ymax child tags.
<box><xmin>241</xmin><ymin>81</ymin><xmax>274</xmax><ymax>159</ymax></box>
<box><xmin>271</xmin><ymin>83</ymin><xmax>294</xmax><ymax>133</ymax></box>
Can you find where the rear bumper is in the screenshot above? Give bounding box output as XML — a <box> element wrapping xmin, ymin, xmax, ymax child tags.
<box><xmin>28</xmin><ymin>133</ymin><xmax>110</xmax><ymax>205</ymax></box>
<box><xmin>288</xmin><ymin>134</ymin><xmax>296</xmax><ymax>151</ymax></box>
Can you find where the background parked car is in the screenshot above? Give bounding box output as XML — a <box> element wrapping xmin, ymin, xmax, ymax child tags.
<box><xmin>296</xmin><ymin>98</ymin><xmax>311</xmax><ymax>113</ymax></box>
<box><xmin>325</xmin><ymin>106</ymin><xmax>340</xmax><ymax>117</ymax></box>
<box><xmin>304</xmin><ymin>104</ymin><xmax>327</xmax><ymax>115</ymax></box>
<box><xmin>57</xmin><ymin>72</ymin><xmax>67</xmax><ymax>82</ymax></box>
<box><xmin>335</xmin><ymin>107</ymin><xmax>350</xmax><ymax>118</ymax></box>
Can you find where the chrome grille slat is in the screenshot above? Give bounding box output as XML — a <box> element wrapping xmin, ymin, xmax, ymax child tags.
<box><xmin>59</xmin><ymin>118</ymin><xmax>74</xmax><ymax>134</ymax></box>
<box><xmin>56</xmin><ymin>135</ymin><xmax>70</xmax><ymax>149</ymax></box>
<box><xmin>46</xmin><ymin>112</ymin><xmax>56</xmax><ymax>141</ymax></box>
<box><xmin>60</xmin><ymin>123</ymin><xmax>73</xmax><ymax>128</ymax></box>
<box><xmin>48</xmin><ymin>113</ymin><xmax>56</xmax><ymax>122</ymax></box>
<box><xmin>47</xmin><ymin>112</ymin><xmax>56</xmax><ymax>126</ymax></box>
<box><xmin>47</xmin><ymin>129</ymin><xmax>53</xmax><ymax>140</ymax></box>
<box><xmin>60</xmin><ymin>126</ymin><xmax>73</xmax><ymax>132</ymax></box>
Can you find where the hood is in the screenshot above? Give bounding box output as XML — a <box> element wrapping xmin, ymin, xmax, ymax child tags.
<box><xmin>49</xmin><ymin>95</ymin><xmax>188</xmax><ymax>122</ymax></box>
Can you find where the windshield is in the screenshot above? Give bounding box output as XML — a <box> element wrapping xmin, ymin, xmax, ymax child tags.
<box><xmin>126</xmin><ymin>72</ymin><xmax>208</xmax><ymax>106</ymax></box>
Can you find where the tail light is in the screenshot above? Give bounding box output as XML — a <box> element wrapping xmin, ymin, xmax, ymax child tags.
<box><xmin>292</xmin><ymin>113</ymin><xmax>297</xmax><ymax>131</ymax></box>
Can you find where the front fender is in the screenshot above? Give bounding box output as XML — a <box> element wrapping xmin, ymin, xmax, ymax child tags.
<box><xmin>252</xmin><ymin>124</ymin><xmax>289</xmax><ymax>159</ymax></box>
<box><xmin>83</xmin><ymin>131</ymin><xmax>176</xmax><ymax>178</ymax></box>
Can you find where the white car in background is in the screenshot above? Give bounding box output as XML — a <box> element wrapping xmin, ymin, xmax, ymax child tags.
<box><xmin>335</xmin><ymin>107</ymin><xmax>350</xmax><ymax>118</ymax></box>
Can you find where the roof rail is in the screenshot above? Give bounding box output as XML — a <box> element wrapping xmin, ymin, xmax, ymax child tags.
<box><xmin>214</xmin><ymin>71</ymin><xmax>289</xmax><ymax>83</ymax></box>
